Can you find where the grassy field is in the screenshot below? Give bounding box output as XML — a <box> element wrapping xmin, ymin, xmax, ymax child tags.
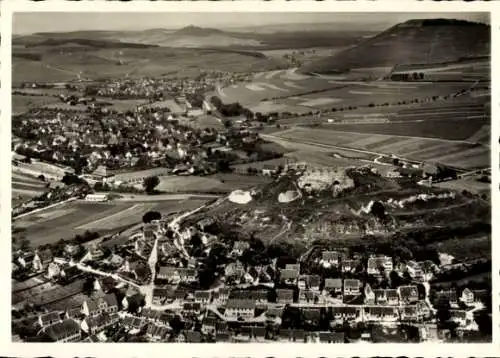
<box><xmin>270</xmin><ymin>127</ymin><xmax>490</xmax><ymax>170</ymax></box>
<box><xmin>155</xmin><ymin>176</ymin><xmax>227</xmax><ymax>193</ymax></box>
<box><xmin>12</xmin><ymin>198</ymin><xmax>209</xmax><ymax>248</ymax></box>
<box><xmin>12</xmin><ymin>172</ymin><xmax>49</xmax><ymax>206</ymax></box>
<box><xmin>13</xmin><ymin>94</ymin><xmax>60</xmax><ymax>114</ymax></box>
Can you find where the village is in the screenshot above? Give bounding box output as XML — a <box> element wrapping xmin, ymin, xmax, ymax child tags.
<box><xmin>12</xmin><ymin>206</ymin><xmax>490</xmax><ymax>343</ymax></box>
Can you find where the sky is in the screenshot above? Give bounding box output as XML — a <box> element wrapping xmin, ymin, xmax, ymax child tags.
<box><xmin>13</xmin><ymin>12</ymin><xmax>489</xmax><ymax>35</ymax></box>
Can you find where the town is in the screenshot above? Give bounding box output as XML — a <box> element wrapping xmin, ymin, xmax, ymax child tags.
<box><xmin>11</xmin><ymin>13</ymin><xmax>492</xmax><ymax>344</ymax></box>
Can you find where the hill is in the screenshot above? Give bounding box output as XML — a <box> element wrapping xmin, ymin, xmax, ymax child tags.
<box><xmin>299</xmin><ymin>18</ymin><xmax>490</xmax><ymax>74</ymax></box>
<box><xmin>174</xmin><ymin>25</ymin><xmax>225</xmax><ymax>37</ymax></box>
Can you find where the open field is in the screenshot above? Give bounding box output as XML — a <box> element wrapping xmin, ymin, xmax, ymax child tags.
<box><xmin>13</xmin><ymin>47</ymin><xmax>287</xmax><ymax>84</ymax></box>
<box><xmin>154</xmin><ymin>176</ymin><xmax>227</xmax><ymax>193</ymax></box>
<box><xmin>12</xmin><ymin>172</ymin><xmax>48</xmax><ymax>206</ymax></box>
<box><xmin>12</xmin><ymin>198</ymin><xmax>209</xmax><ymax>247</ymax></box>
<box><xmin>267</xmin><ymin>127</ymin><xmax>490</xmax><ymax>170</ymax></box>
<box><xmin>13</xmin><ymin>94</ymin><xmax>61</xmax><ymax>114</ymax></box>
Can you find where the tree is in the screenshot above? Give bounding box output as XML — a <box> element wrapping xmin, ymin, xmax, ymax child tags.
<box><xmin>142</xmin><ymin>211</ymin><xmax>161</xmax><ymax>223</ymax></box>
<box><xmin>143</xmin><ymin>176</ymin><xmax>160</xmax><ymax>194</ymax></box>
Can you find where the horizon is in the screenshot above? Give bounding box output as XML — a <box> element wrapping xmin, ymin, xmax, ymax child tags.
<box><xmin>13</xmin><ymin>12</ymin><xmax>489</xmax><ymax>35</ymax></box>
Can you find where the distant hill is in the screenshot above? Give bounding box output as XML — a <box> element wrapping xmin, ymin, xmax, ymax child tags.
<box><xmin>299</xmin><ymin>18</ymin><xmax>490</xmax><ymax>74</ymax></box>
<box><xmin>174</xmin><ymin>25</ymin><xmax>225</xmax><ymax>37</ymax></box>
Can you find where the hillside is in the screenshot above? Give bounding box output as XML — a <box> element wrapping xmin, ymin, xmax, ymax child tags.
<box><xmin>299</xmin><ymin>18</ymin><xmax>490</xmax><ymax>74</ymax></box>
<box><xmin>183</xmin><ymin>167</ymin><xmax>489</xmax><ymax>249</ymax></box>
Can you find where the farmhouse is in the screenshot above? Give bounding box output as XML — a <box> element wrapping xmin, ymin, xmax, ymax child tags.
<box><xmin>32</xmin><ymin>249</ymin><xmax>53</xmax><ymax>272</ymax></box>
<box><xmin>82</xmin><ymin>312</ymin><xmax>120</xmax><ymax>335</ymax></box>
<box><xmin>398</xmin><ymin>285</ymin><xmax>419</xmax><ymax>304</ymax></box>
<box><xmin>344</xmin><ymin>279</ymin><xmax>361</xmax><ymax>296</ymax></box>
<box><xmin>38</xmin><ymin>311</ymin><xmax>63</xmax><ymax>328</ymax></box>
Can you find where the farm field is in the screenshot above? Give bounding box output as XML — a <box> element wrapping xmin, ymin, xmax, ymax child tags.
<box><xmin>269</xmin><ymin>127</ymin><xmax>490</xmax><ymax>170</ymax></box>
<box><xmin>13</xmin><ymin>94</ymin><xmax>60</xmax><ymax>114</ymax></box>
<box><xmin>12</xmin><ymin>198</ymin><xmax>210</xmax><ymax>248</ymax></box>
<box><xmin>154</xmin><ymin>176</ymin><xmax>227</xmax><ymax>193</ymax></box>
<box><xmin>12</xmin><ymin>172</ymin><xmax>48</xmax><ymax>206</ymax></box>
<box><xmin>433</xmin><ymin>176</ymin><xmax>491</xmax><ymax>197</ymax></box>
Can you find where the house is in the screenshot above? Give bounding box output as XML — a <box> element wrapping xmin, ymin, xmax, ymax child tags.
<box><xmin>177</xmin><ymin>268</ymin><xmax>197</xmax><ymax>283</ymax></box>
<box><xmin>231</xmin><ymin>241</ymin><xmax>250</xmax><ymax>256</ymax></box>
<box><xmin>251</xmin><ymin>290</ymin><xmax>269</xmax><ymax>304</ymax></box>
<box><xmin>17</xmin><ymin>251</ymin><xmax>35</xmax><ymax>269</ymax></box>
<box><xmin>320</xmin><ymin>251</ymin><xmax>340</xmax><ymax>267</ymax></box>
<box><xmin>152</xmin><ymin>288</ymin><xmax>173</xmax><ymax>306</ymax></box>
<box><xmin>146</xmin><ymin>323</ymin><xmax>170</xmax><ymax>341</ymax></box>
<box><xmin>224</xmin><ymin>299</ymin><xmax>256</xmax><ymax>320</ymax></box>
<box><xmin>262</xmin><ymin>164</ymin><xmax>278</xmax><ymax>176</ymax></box>
<box><xmin>82</xmin><ymin>293</ymin><xmax>119</xmax><ymax>317</ymax></box>
<box><xmin>450</xmin><ymin>310</ymin><xmax>468</xmax><ymax>327</ymax></box>
<box><xmin>342</xmin><ymin>259</ymin><xmax>357</xmax><ymax>273</ymax></box>
<box><xmin>94</xmin><ymin>276</ymin><xmax>118</xmax><ymax>293</ymax></box>
<box><xmin>182</xmin><ymin>302</ymin><xmax>202</xmax><ymax>315</ymax></box>
<box><xmin>212</xmin><ymin>288</ymin><xmax>230</xmax><ymax>305</ymax></box>
<box><xmin>108</xmin><ymin>254</ymin><xmax>124</xmax><ymax>268</ymax></box>
<box><xmin>47</xmin><ymin>262</ymin><xmax>61</xmax><ymax>279</ymax></box>
<box><xmin>400</xmin><ymin>306</ymin><xmax>419</xmax><ymax>321</ymax></box>
<box><xmin>331</xmin><ymin>307</ymin><xmax>359</xmax><ymax>321</ymax></box>
<box><xmin>38</xmin><ymin>311</ymin><xmax>62</xmax><ymax>328</ymax></box>
<box><xmin>276</xmin><ymin>289</ymin><xmax>294</xmax><ymax>304</ymax></box>
<box><xmin>87</xmin><ymin>244</ymin><xmax>105</xmax><ymax>261</ymax></box>
<box><xmin>60</xmin><ymin>266</ymin><xmax>81</xmax><ymax>282</ymax></box>
<box><xmin>65</xmin><ymin>306</ymin><xmax>83</xmax><ymax>320</ymax></box>
<box><xmin>306</xmin><ymin>275</ymin><xmax>321</xmax><ymax>291</ymax></box>
<box><xmin>406</xmin><ymin>260</ymin><xmax>424</xmax><ymax>280</ymax></box>
<box><xmin>157</xmin><ymin>266</ymin><xmax>181</xmax><ymax>284</ymax></box>
<box><xmin>324</xmin><ymin>278</ymin><xmax>343</xmax><ymax>295</ymax></box>
<box><xmin>437</xmin><ymin>289</ymin><xmax>458</xmax><ymax>307</ymax></box>
<box><xmin>298</xmin><ymin>275</ymin><xmax>307</xmax><ymax>290</ymax></box>
<box><xmin>224</xmin><ymin>261</ymin><xmax>245</xmax><ymax>280</ymax></box>
<box><xmin>33</xmin><ymin>249</ymin><xmax>53</xmax><ymax>272</ymax></box>
<box><xmin>122</xmin><ymin>293</ymin><xmax>145</xmax><ymax>313</ymax></box>
<box><xmin>194</xmin><ymin>291</ymin><xmax>211</xmax><ymax>305</ymax></box>
<box><xmin>460</xmin><ymin>288</ymin><xmax>474</xmax><ymax>305</ymax></box>
<box><xmin>302</xmin><ymin>308</ymin><xmax>321</xmax><ymax>325</ymax></box>
<box><xmin>64</xmin><ymin>243</ymin><xmax>81</xmax><ymax>257</ymax></box>
<box><xmin>364</xmin><ymin>306</ymin><xmax>399</xmax><ymax>322</ymax></box>
<box><xmin>43</xmin><ymin>319</ymin><xmax>81</xmax><ymax>342</ymax></box>
<box><xmin>319</xmin><ymin>332</ymin><xmax>344</xmax><ymax>343</ymax></box>
<box><xmin>135</xmin><ymin>240</ymin><xmax>153</xmax><ymax>259</ymax></box>
<box><xmin>280</xmin><ymin>269</ymin><xmax>299</xmax><ymax>285</ymax></box>
<box><xmin>373</xmin><ymin>289</ymin><xmax>386</xmax><ymax>305</ymax></box>
<box><xmin>364</xmin><ymin>284</ymin><xmax>375</xmax><ymax>304</ymax></box>
<box><xmin>81</xmin><ymin>312</ymin><xmax>120</xmax><ymax>335</ymax></box>
<box><xmin>299</xmin><ymin>290</ymin><xmax>318</xmax><ymax>304</ymax></box>
<box><xmin>398</xmin><ymin>285</ymin><xmax>419</xmax><ymax>304</ymax></box>
<box><xmin>285</xmin><ymin>263</ymin><xmax>300</xmax><ymax>272</ymax></box>
<box><xmin>385</xmin><ymin>289</ymin><xmax>399</xmax><ymax>306</ymax></box>
<box><xmin>367</xmin><ymin>255</ymin><xmax>393</xmax><ymax>276</ymax></box>
<box><xmin>343</xmin><ymin>279</ymin><xmax>361</xmax><ymax>296</ymax></box>
<box><xmin>416</xmin><ymin>301</ymin><xmax>431</xmax><ymax>320</ymax></box>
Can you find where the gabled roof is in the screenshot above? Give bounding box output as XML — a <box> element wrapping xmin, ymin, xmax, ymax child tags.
<box><xmin>324</xmin><ymin>278</ymin><xmax>342</xmax><ymax>289</ymax></box>
<box><xmin>276</xmin><ymin>289</ymin><xmax>294</xmax><ymax>300</ymax></box>
<box><xmin>319</xmin><ymin>331</ymin><xmax>344</xmax><ymax>343</ymax></box>
<box><xmin>84</xmin><ymin>293</ymin><xmax>118</xmax><ymax>313</ymax></box>
<box><xmin>194</xmin><ymin>290</ymin><xmax>211</xmax><ymax>299</ymax></box>
<box><xmin>44</xmin><ymin>319</ymin><xmax>80</xmax><ymax>341</ymax></box>
<box><xmin>285</xmin><ymin>263</ymin><xmax>300</xmax><ymax>271</ymax></box>
<box><xmin>399</xmin><ymin>285</ymin><xmax>419</xmax><ymax>299</ymax></box>
<box><xmin>37</xmin><ymin>248</ymin><xmax>53</xmax><ymax>263</ymax></box>
<box><xmin>322</xmin><ymin>251</ymin><xmax>340</xmax><ymax>261</ymax></box>
<box><xmin>306</xmin><ymin>275</ymin><xmax>321</xmax><ymax>287</ymax></box>
<box><xmin>225</xmin><ymin>299</ymin><xmax>256</xmax><ymax>310</ymax></box>
<box><xmin>84</xmin><ymin>312</ymin><xmax>119</xmax><ymax>328</ymax></box>
<box><xmin>39</xmin><ymin>311</ymin><xmax>62</xmax><ymax>326</ymax></box>
<box><xmin>280</xmin><ymin>269</ymin><xmax>299</xmax><ymax>280</ymax></box>
<box><xmin>183</xmin><ymin>330</ymin><xmax>202</xmax><ymax>343</ymax></box>
<box><xmin>344</xmin><ymin>279</ymin><xmax>361</xmax><ymax>289</ymax></box>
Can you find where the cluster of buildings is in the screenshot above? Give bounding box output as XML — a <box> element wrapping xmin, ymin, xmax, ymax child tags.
<box><xmin>12</xmin><ymin>213</ymin><xmax>488</xmax><ymax>343</ymax></box>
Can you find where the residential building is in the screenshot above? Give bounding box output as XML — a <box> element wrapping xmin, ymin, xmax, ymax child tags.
<box><xmin>386</xmin><ymin>289</ymin><xmax>399</xmax><ymax>306</ymax></box>
<box><xmin>460</xmin><ymin>288</ymin><xmax>474</xmax><ymax>305</ymax></box>
<box><xmin>38</xmin><ymin>311</ymin><xmax>62</xmax><ymax>328</ymax></box>
<box><xmin>321</xmin><ymin>251</ymin><xmax>340</xmax><ymax>267</ymax></box>
<box><xmin>299</xmin><ymin>290</ymin><xmax>318</xmax><ymax>304</ymax></box>
<box><xmin>450</xmin><ymin>310</ymin><xmax>468</xmax><ymax>327</ymax></box>
<box><xmin>33</xmin><ymin>248</ymin><xmax>53</xmax><ymax>272</ymax></box>
<box><xmin>81</xmin><ymin>293</ymin><xmax>119</xmax><ymax>317</ymax></box>
<box><xmin>194</xmin><ymin>291</ymin><xmax>211</xmax><ymax>305</ymax></box>
<box><xmin>276</xmin><ymin>289</ymin><xmax>294</xmax><ymax>304</ymax></box>
<box><xmin>178</xmin><ymin>268</ymin><xmax>197</xmax><ymax>283</ymax></box>
<box><xmin>343</xmin><ymin>279</ymin><xmax>361</xmax><ymax>296</ymax></box>
<box><xmin>47</xmin><ymin>262</ymin><xmax>61</xmax><ymax>279</ymax></box>
<box><xmin>280</xmin><ymin>269</ymin><xmax>299</xmax><ymax>285</ymax></box>
<box><xmin>231</xmin><ymin>241</ymin><xmax>250</xmax><ymax>257</ymax></box>
<box><xmin>212</xmin><ymin>288</ymin><xmax>230</xmax><ymax>305</ymax></box>
<box><xmin>400</xmin><ymin>306</ymin><xmax>419</xmax><ymax>321</ymax></box>
<box><xmin>17</xmin><ymin>252</ymin><xmax>35</xmax><ymax>269</ymax></box>
<box><xmin>324</xmin><ymin>278</ymin><xmax>342</xmax><ymax>295</ymax></box>
<box><xmin>398</xmin><ymin>285</ymin><xmax>419</xmax><ymax>304</ymax></box>
<box><xmin>341</xmin><ymin>259</ymin><xmax>357</xmax><ymax>273</ymax></box>
<box><xmin>306</xmin><ymin>275</ymin><xmax>321</xmax><ymax>292</ymax></box>
<box><xmin>156</xmin><ymin>266</ymin><xmax>181</xmax><ymax>284</ymax></box>
<box><xmin>364</xmin><ymin>284</ymin><xmax>375</xmax><ymax>304</ymax></box>
<box><xmin>43</xmin><ymin>319</ymin><xmax>81</xmax><ymax>342</ymax></box>
<box><xmin>224</xmin><ymin>299</ymin><xmax>256</xmax><ymax>320</ymax></box>
<box><xmin>363</xmin><ymin>306</ymin><xmax>399</xmax><ymax>322</ymax></box>
<box><xmin>319</xmin><ymin>332</ymin><xmax>345</xmax><ymax>343</ymax></box>
<box><xmin>182</xmin><ymin>302</ymin><xmax>201</xmax><ymax>315</ymax></box>
<box><xmin>331</xmin><ymin>307</ymin><xmax>359</xmax><ymax>321</ymax></box>
<box><xmin>152</xmin><ymin>288</ymin><xmax>173</xmax><ymax>306</ymax></box>
<box><xmin>406</xmin><ymin>260</ymin><xmax>424</xmax><ymax>280</ymax></box>
<box><xmin>81</xmin><ymin>312</ymin><xmax>120</xmax><ymax>335</ymax></box>
<box><xmin>367</xmin><ymin>255</ymin><xmax>393</xmax><ymax>276</ymax></box>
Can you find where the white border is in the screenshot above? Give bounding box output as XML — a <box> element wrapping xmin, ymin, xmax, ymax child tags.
<box><xmin>1</xmin><ymin>0</ymin><xmax>498</xmax><ymax>356</ymax></box>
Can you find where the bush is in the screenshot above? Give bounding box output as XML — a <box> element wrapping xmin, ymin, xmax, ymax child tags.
<box><xmin>142</xmin><ymin>211</ymin><xmax>162</xmax><ymax>224</ymax></box>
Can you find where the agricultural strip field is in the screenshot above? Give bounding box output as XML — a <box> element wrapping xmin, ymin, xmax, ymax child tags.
<box><xmin>267</xmin><ymin>127</ymin><xmax>490</xmax><ymax>170</ymax></box>
<box><xmin>12</xmin><ymin>198</ymin><xmax>210</xmax><ymax>247</ymax></box>
<box><xmin>12</xmin><ymin>172</ymin><xmax>49</xmax><ymax>205</ymax></box>
<box><xmin>13</xmin><ymin>94</ymin><xmax>61</xmax><ymax>114</ymax></box>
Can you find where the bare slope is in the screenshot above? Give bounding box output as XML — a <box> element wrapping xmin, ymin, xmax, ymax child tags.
<box><xmin>299</xmin><ymin>19</ymin><xmax>490</xmax><ymax>74</ymax></box>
